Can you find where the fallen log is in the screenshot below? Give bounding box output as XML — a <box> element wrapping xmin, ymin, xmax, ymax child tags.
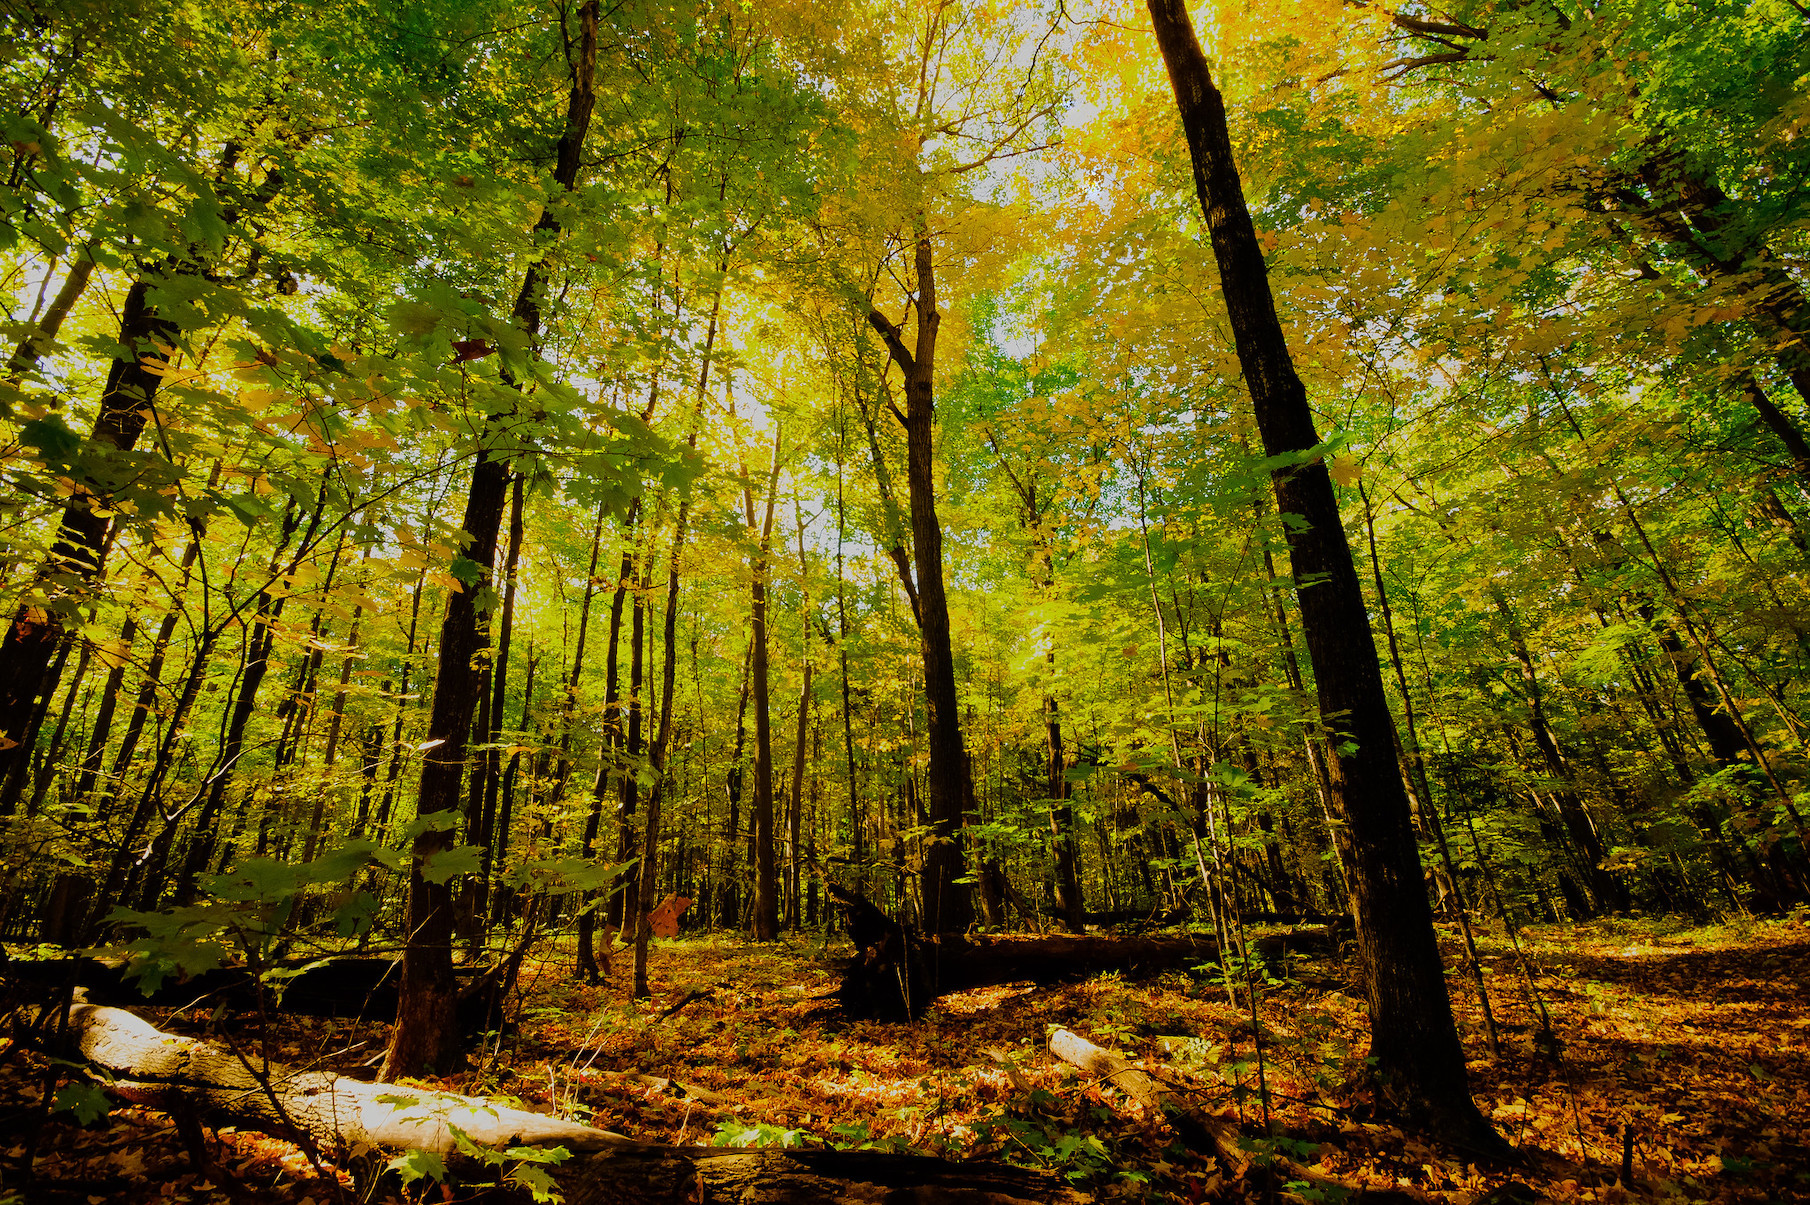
<box><xmin>53</xmin><ymin>995</ymin><xmax>603</xmax><ymax>1153</ymax></box>
<box><xmin>43</xmin><ymin>996</ymin><xmax>1081</xmax><ymax>1203</ymax></box>
<box><xmin>828</xmin><ymin>885</ymin><xmax>1341</xmax><ymax>1019</ymax></box>
<box><xmin>1048</xmin><ymin>1027</ymin><xmax>1423</xmax><ymax>1204</ymax></box>
<box><xmin>3</xmin><ymin>953</ymin><xmax>508</xmax><ymax>1036</ymax></box>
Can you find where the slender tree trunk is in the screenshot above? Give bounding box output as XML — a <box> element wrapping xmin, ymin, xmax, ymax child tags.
<box><xmin>866</xmin><ymin>232</ymin><xmax>973</xmax><ymax>936</ymax></box>
<box><xmin>73</xmin><ymin>616</ymin><xmax>134</xmax><ymax>802</ymax></box>
<box><xmin>1147</xmin><ymin>0</ymin><xmax>1497</xmax><ymax>1148</ymax></box>
<box><xmin>171</xmin><ymin>492</ymin><xmax>323</xmax><ymax>904</ymax></box>
<box><xmin>785</xmin><ymin>501</ymin><xmax>813</xmax><ymax>930</ymax></box>
<box><xmin>0</xmin><ymin>280</ymin><xmax>177</xmax><ymax>785</ymax></box>
<box><xmin>171</xmin><ymin>588</ymin><xmax>287</xmax><ymax>903</ymax></box>
<box><xmin>634</xmin><ymin>421</ymin><xmax>700</xmax><ymax>996</ymax></box>
<box><xmin>23</xmin><ymin>639</ymin><xmax>88</xmax><ymax>814</ymax></box>
<box><xmin>834</xmin><ymin>453</ymin><xmax>864</xmax><ymax>895</ymax></box>
<box><xmin>93</xmin><ymin>527</ymin><xmax>204</xmax><ymax>811</ymax></box>
<box><xmin>719</xmin><ymin>646</ymin><xmax>751</xmax><ymax>928</ymax></box>
<box><xmin>6</xmin><ymin>245</ymin><xmax>95</xmax><ymax>381</ymax></box>
<box><xmin>596</xmin><ymin>498</ymin><xmax>640</xmax><ymax>934</ymax></box>
<box><xmin>383</xmin><ymin>0</ymin><xmax>598</xmax><ymax>1081</ymax></box>
<box><xmin>747</xmin><ymin>432</ymin><xmax>782</xmax><ymax>941</ymax></box>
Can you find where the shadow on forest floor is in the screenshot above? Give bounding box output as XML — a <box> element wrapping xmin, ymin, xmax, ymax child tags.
<box><xmin>3</xmin><ymin>916</ymin><xmax>1809</xmax><ymax>1203</ymax></box>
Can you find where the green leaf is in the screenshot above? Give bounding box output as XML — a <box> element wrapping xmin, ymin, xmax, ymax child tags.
<box><xmin>387</xmin><ymin>1147</ymin><xmax>446</xmax><ymax>1187</ymax></box>
<box><xmin>420</xmin><ymin>844</ymin><xmax>483</xmax><ymax>884</ymax></box>
<box><xmin>19</xmin><ymin>415</ymin><xmax>81</xmax><ymax>462</ymax></box>
<box><xmin>51</xmin><ymin>1081</ymin><xmax>110</xmax><ymax>1125</ymax></box>
<box><xmin>509</xmin><ymin>1162</ymin><xmax>564</xmax><ymax>1203</ymax></box>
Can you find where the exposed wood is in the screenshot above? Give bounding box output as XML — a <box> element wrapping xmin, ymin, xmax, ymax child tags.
<box><xmin>1048</xmin><ymin>1027</ymin><xmax>1425</xmax><ymax>1204</ymax></box>
<box><xmin>53</xmin><ymin>997</ymin><xmax>614</xmax><ymax>1154</ymax></box>
<box><xmin>45</xmin><ymin>997</ymin><xmax>1080</xmax><ymax>1205</ymax></box>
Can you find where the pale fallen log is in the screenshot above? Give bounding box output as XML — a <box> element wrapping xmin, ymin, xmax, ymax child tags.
<box><xmin>1048</xmin><ymin>1028</ymin><xmax>1424</xmax><ymax>1204</ymax></box>
<box><xmin>59</xmin><ymin>997</ymin><xmax>616</xmax><ymax>1154</ymax></box>
<box><xmin>48</xmin><ymin>998</ymin><xmax>1082</xmax><ymax>1202</ymax></box>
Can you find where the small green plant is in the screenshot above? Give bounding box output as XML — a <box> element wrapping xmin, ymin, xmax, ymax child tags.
<box><xmin>386</xmin><ymin>1126</ymin><xmax>571</xmax><ymax>1203</ymax></box>
<box><xmin>711</xmin><ymin>1120</ymin><xmax>816</xmax><ymax>1149</ymax></box>
<box><xmin>971</xmin><ymin>1113</ymin><xmax>1114</xmax><ymax>1183</ymax></box>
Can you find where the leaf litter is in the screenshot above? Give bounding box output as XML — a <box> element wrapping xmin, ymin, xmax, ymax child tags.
<box><xmin>2</xmin><ymin>912</ymin><xmax>1806</xmax><ymax>1202</ymax></box>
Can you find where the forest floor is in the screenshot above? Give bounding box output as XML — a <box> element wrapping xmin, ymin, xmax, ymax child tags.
<box><xmin>2</xmin><ymin>911</ymin><xmax>1807</xmax><ymax>1203</ymax></box>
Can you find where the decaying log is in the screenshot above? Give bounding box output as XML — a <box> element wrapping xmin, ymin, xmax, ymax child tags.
<box><xmin>830</xmin><ymin>885</ymin><xmax>1342</xmax><ymax>1020</ymax></box>
<box><xmin>1048</xmin><ymin>1028</ymin><xmax>1423</xmax><ymax>1204</ymax></box>
<box><xmin>3</xmin><ymin>953</ymin><xmax>511</xmax><ymax>1037</ymax></box>
<box><xmin>55</xmin><ymin>996</ymin><xmax>610</xmax><ymax>1154</ymax></box>
<box><xmin>43</xmin><ymin>997</ymin><xmax>1081</xmax><ymax>1203</ymax></box>
<box><xmin>946</xmin><ymin>933</ymin><xmax>1221</xmax><ymax>987</ymax></box>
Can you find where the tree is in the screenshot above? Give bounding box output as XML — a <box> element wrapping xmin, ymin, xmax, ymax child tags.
<box><xmin>383</xmin><ymin>0</ymin><xmax>602</xmax><ymax>1081</ymax></box>
<box><xmin>1144</xmin><ymin>0</ymin><xmax>1501</xmax><ymax>1150</ymax></box>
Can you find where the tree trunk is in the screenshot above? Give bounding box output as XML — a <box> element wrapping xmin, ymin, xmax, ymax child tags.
<box><xmin>476</xmin><ymin>472</ymin><xmax>525</xmax><ymax>922</ymax></box>
<box><xmin>0</xmin><ymin>279</ymin><xmax>178</xmax><ymax>786</ymax></box>
<box><xmin>597</xmin><ymin>499</ymin><xmax>641</xmax><ymax>934</ymax></box>
<box><xmin>866</xmin><ymin>232</ymin><xmax>973</xmax><ymax>937</ymax></box>
<box><xmin>1146</xmin><ymin>0</ymin><xmax>1498</xmax><ymax>1151</ymax></box>
<box><xmin>786</xmin><ymin>502</ymin><xmax>814</xmax><ymax>929</ymax></box>
<box><xmin>5</xmin><ymin>245</ymin><xmax>95</xmax><ymax>381</ymax></box>
<box><xmin>634</xmin><ymin>478</ymin><xmax>694</xmax><ymax>996</ymax></box>
<box><xmin>746</xmin><ymin>432</ymin><xmax>782</xmax><ymax>941</ymax></box>
<box><xmin>384</xmin><ymin>0</ymin><xmax>599</xmax><ymax>1081</ymax></box>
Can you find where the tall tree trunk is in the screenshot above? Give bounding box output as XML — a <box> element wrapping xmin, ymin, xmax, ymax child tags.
<box><xmin>866</xmin><ymin>232</ymin><xmax>973</xmax><ymax>937</ymax></box>
<box><xmin>834</xmin><ymin>440</ymin><xmax>864</xmax><ymax>895</ymax></box>
<box><xmin>719</xmin><ymin>646</ymin><xmax>751</xmax><ymax>928</ymax></box>
<box><xmin>1146</xmin><ymin>0</ymin><xmax>1497</xmax><ymax>1149</ymax></box>
<box><xmin>383</xmin><ymin>0</ymin><xmax>597</xmax><ymax>1082</ymax></box>
<box><xmin>746</xmin><ymin>432</ymin><xmax>783</xmax><ymax>941</ymax></box>
<box><xmin>786</xmin><ymin>501</ymin><xmax>813</xmax><ymax>930</ymax></box>
<box><xmin>597</xmin><ymin>498</ymin><xmax>641</xmax><ymax>934</ymax></box>
<box><xmin>0</xmin><ymin>280</ymin><xmax>177</xmax><ymax>785</ymax></box>
<box><xmin>615</xmin><ymin>543</ymin><xmax>650</xmax><ymax>924</ymax></box>
<box><xmin>475</xmin><ymin>472</ymin><xmax>525</xmax><ymax>921</ymax></box>
<box><xmin>634</xmin><ymin>435</ymin><xmax>698</xmax><ymax>996</ymax></box>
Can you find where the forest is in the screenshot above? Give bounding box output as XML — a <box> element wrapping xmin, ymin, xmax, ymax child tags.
<box><xmin>0</xmin><ymin>0</ymin><xmax>1807</xmax><ymax>1201</ymax></box>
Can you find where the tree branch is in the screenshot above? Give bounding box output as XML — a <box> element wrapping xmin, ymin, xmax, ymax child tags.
<box><xmin>866</xmin><ymin>309</ymin><xmax>915</xmax><ymax>377</ymax></box>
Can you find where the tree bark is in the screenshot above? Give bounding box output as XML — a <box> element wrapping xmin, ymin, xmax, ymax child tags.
<box><xmin>383</xmin><ymin>0</ymin><xmax>598</xmax><ymax>1081</ymax></box>
<box><xmin>866</xmin><ymin>231</ymin><xmax>973</xmax><ymax>937</ymax></box>
<box><xmin>1146</xmin><ymin>0</ymin><xmax>1498</xmax><ymax>1150</ymax></box>
<box><xmin>0</xmin><ymin>279</ymin><xmax>178</xmax><ymax>786</ymax></box>
<box><xmin>746</xmin><ymin>432</ymin><xmax>782</xmax><ymax>941</ymax></box>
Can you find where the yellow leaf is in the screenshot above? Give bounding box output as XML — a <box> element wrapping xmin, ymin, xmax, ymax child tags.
<box><xmin>1329</xmin><ymin>455</ymin><xmax>1362</xmax><ymax>487</ymax></box>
